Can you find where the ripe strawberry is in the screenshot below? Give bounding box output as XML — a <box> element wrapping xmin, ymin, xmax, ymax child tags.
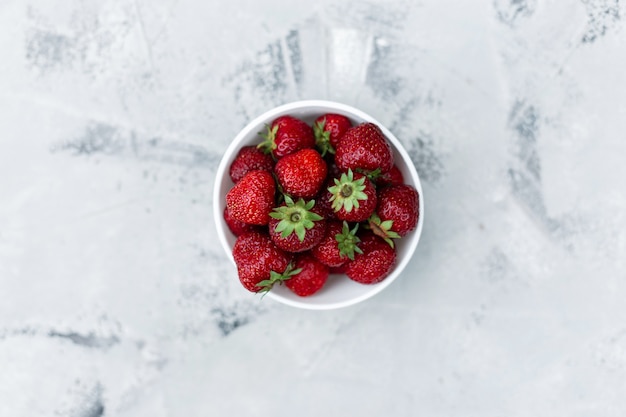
<box><xmin>232</xmin><ymin>231</ymin><xmax>295</xmax><ymax>293</ymax></box>
<box><xmin>313</xmin><ymin>113</ymin><xmax>352</xmax><ymax>156</ymax></box>
<box><xmin>285</xmin><ymin>252</ymin><xmax>329</xmax><ymax>296</ymax></box>
<box><xmin>223</xmin><ymin>206</ymin><xmax>262</xmax><ymax>236</ymax></box>
<box><xmin>226</xmin><ymin>170</ymin><xmax>276</xmax><ymax>225</ymax></box>
<box><xmin>329</xmin><ymin>263</ymin><xmax>348</xmax><ymax>274</ymax></box>
<box><xmin>315</xmin><ymin>177</ymin><xmax>338</xmax><ymax>220</ymax></box>
<box><xmin>326</xmin><ymin>159</ymin><xmax>342</xmax><ymax>180</ymax></box>
<box><xmin>370</xmin><ymin>184</ymin><xmax>419</xmax><ymax>244</ymax></box>
<box><xmin>335</xmin><ymin>123</ymin><xmax>394</xmax><ymax>174</ymax></box>
<box><xmin>328</xmin><ymin>169</ymin><xmax>377</xmax><ymax>222</ymax></box>
<box><xmin>268</xmin><ymin>196</ymin><xmax>326</xmax><ymax>252</ymax></box>
<box><xmin>229</xmin><ymin>145</ymin><xmax>274</xmax><ymax>183</ymax></box>
<box><xmin>374</xmin><ymin>164</ymin><xmax>404</xmax><ymax>187</ymax></box>
<box><xmin>258</xmin><ymin>115</ymin><xmax>315</xmax><ymax>159</ymax></box>
<box><xmin>345</xmin><ymin>231</ymin><xmax>396</xmax><ymax>284</ymax></box>
<box><xmin>274</xmin><ymin>148</ymin><xmax>327</xmax><ymax>199</ymax></box>
<box><xmin>311</xmin><ymin>221</ymin><xmax>362</xmax><ymax>267</ymax></box>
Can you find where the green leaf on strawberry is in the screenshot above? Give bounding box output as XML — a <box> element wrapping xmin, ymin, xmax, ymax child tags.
<box><xmin>257</xmin><ymin>124</ymin><xmax>279</xmax><ymax>155</ymax></box>
<box><xmin>269</xmin><ymin>195</ymin><xmax>324</xmax><ymax>242</ymax></box>
<box><xmin>313</xmin><ymin>119</ymin><xmax>335</xmax><ymax>156</ymax></box>
<box><xmin>367</xmin><ymin>212</ymin><xmax>401</xmax><ymax>248</ymax></box>
<box><xmin>256</xmin><ymin>263</ymin><xmax>303</xmax><ymax>294</ymax></box>
<box><xmin>328</xmin><ymin>169</ymin><xmax>368</xmax><ymax>213</ymax></box>
<box><xmin>336</xmin><ymin>221</ymin><xmax>363</xmax><ymax>261</ymax></box>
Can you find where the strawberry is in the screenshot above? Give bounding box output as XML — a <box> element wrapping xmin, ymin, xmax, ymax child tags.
<box><xmin>226</xmin><ymin>170</ymin><xmax>276</xmax><ymax>225</ymax></box>
<box><xmin>335</xmin><ymin>122</ymin><xmax>394</xmax><ymax>174</ymax></box>
<box><xmin>232</xmin><ymin>231</ymin><xmax>295</xmax><ymax>293</ymax></box>
<box><xmin>229</xmin><ymin>145</ymin><xmax>275</xmax><ymax>183</ymax></box>
<box><xmin>327</xmin><ymin>169</ymin><xmax>377</xmax><ymax>222</ymax></box>
<box><xmin>313</xmin><ymin>113</ymin><xmax>352</xmax><ymax>156</ymax></box>
<box><xmin>274</xmin><ymin>148</ymin><xmax>327</xmax><ymax>199</ymax></box>
<box><xmin>258</xmin><ymin>115</ymin><xmax>315</xmax><ymax>159</ymax></box>
<box><xmin>311</xmin><ymin>221</ymin><xmax>362</xmax><ymax>267</ymax></box>
<box><xmin>370</xmin><ymin>184</ymin><xmax>419</xmax><ymax>244</ymax></box>
<box><xmin>268</xmin><ymin>196</ymin><xmax>326</xmax><ymax>252</ymax></box>
<box><xmin>285</xmin><ymin>252</ymin><xmax>329</xmax><ymax>296</ymax></box>
<box><xmin>223</xmin><ymin>206</ymin><xmax>262</xmax><ymax>236</ymax></box>
<box><xmin>329</xmin><ymin>263</ymin><xmax>348</xmax><ymax>274</ymax></box>
<box><xmin>345</xmin><ymin>231</ymin><xmax>396</xmax><ymax>284</ymax></box>
<box><xmin>315</xmin><ymin>177</ymin><xmax>338</xmax><ymax>220</ymax></box>
<box><xmin>374</xmin><ymin>164</ymin><xmax>404</xmax><ymax>187</ymax></box>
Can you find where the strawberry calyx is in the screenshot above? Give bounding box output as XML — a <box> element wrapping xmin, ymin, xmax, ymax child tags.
<box><xmin>256</xmin><ymin>263</ymin><xmax>303</xmax><ymax>294</ymax></box>
<box><xmin>367</xmin><ymin>212</ymin><xmax>401</xmax><ymax>248</ymax></box>
<box><xmin>358</xmin><ymin>167</ymin><xmax>382</xmax><ymax>183</ymax></box>
<box><xmin>269</xmin><ymin>195</ymin><xmax>324</xmax><ymax>242</ymax></box>
<box><xmin>257</xmin><ymin>124</ymin><xmax>279</xmax><ymax>155</ymax></box>
<box><xmin>336</xmin><ymin>221</ymin><xmax>363</xmax><ymax>261</ymax></box>
<box><xmin>313</xmin><ymin>119</ymin><xmax>335</xmax><ymax>156</ymax></box>
<box><xmin>328</xmin><ymin>169</ymin><xmax>368</xmax><ymax>213</ymax></box>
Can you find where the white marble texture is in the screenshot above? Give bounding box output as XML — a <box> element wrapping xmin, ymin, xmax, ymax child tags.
<box><xmin>1</xmin><ymin>0</ymin><xmax>626</xmax><ymax>415</ymax></box>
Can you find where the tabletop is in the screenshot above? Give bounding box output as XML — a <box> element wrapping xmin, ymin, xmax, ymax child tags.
<box><xmin>1</xmin><ymin>0</ymin><xmax>626</xmax><ymax>416</ymax></box>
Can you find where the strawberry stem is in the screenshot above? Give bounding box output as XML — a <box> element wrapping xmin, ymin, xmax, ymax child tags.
<box><xmin>367</xmin><ymin>212</ymin><xmax>401</xmax><ymax>248</ymax></box>
<box><xmin>256</xmin><ymin>263</ymin><xmax>303</xmax><ymax>294</ymax></box>
<box><xmin>269</xmin><ymin>196</ymin><xmax>324</xmax><ymax>242</ymax></box>
<box><xmin>336</xmin><ymin>221</ymin><xmax>363</xmax><ymax>261</ymax></box>
<box><xmin>328</xmin><ymin>169</ymin><xmax>368</xmax><ymax>213</ymax></box>
<box><xmin>313</xmin><ymin>119</ymin><xmax>335</xmax><ymax>156</ymax></box>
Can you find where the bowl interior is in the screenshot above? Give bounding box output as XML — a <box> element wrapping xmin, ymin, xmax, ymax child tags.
<box><xmin>213</xmin><ymin>100</ymin><xmax>424</xmax><ymax>310</ymax></box>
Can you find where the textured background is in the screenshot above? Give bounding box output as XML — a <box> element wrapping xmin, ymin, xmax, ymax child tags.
<box><xmin>1</xmin><ymin>0</ymin><xmax>626</xmax><ymax>416</ymax></box>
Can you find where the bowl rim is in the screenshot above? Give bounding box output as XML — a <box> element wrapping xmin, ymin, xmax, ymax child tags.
<box><xmin>213</xmin><ymin>99</ymin><xmax>424</xmax><ymax>310</ymax></box>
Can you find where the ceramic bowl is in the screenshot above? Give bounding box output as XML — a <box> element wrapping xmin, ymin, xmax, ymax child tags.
<box><xmin>213</xmin><ymin>100</ymin><xmax>424</xmax><ymax>309</ymax></box>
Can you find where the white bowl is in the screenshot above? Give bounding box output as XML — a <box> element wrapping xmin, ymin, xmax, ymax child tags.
<box><xmin>213</xmin><ymin>100</ymin><xmax>424</xmax><ymax>310</ymax></box>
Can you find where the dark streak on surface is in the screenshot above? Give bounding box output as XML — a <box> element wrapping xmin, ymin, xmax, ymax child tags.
<box><xmin>54</xmin><ymin>124</ymin><xmax>125</xmax><ymax>155</ymax></box>
<box><xmin>25</xmin><ymin>6</ymin><xmax>127</xmax><ymax>76</ymax></box>
<box><xmin>406</xmin><ymin>133</ymin><xmax>445</xmax><ymax>184</ymax></box>
<box><xmin>494</xmin><ymin>0</ymin><xmax>537</xmax><ymax>26</ymax></box>
<box><xmin>366</xmin><ymin>37</ymin><xmax>403</xmax><ymax>101</ymax></box>
<box><xmin>507</xmin><ymin>100</ymin><xmax>576</xmax><ymax>247</ymax></box>
<box><xmin>52</xmin><ymin>122</ymin><xmax>219</xmax><ymax>168</ymax></box>
<box><xmin>26</xmin><ymin>30</ymin><xmax>76</xmax><ymax>70</ymax></box>
<box><xmin>76</xmin><ymin>383</ymin><xmax>105</xmax><ymax>417</ymax></box>
<box><xmin>49</xmin><ymin>330</ymin><xmax>120</xmax><ymax>349</ymax></box>
<box><xmin>581</xmin><ymin>0</ymin><xmax>621</xmax><ymax>43</ymax></box>
<box><xmin>509</xmin><ymin>101</ymin><xmax>541</xmax><ymax>181</ymax></box>
<box><xmin>212</xmin><ymin>307</ymin><xmax>251</xmax><ymax>336</ymax></box>
<box><xmin>82</xmin><ymin>399</ymin><xmax>105</xmax><ymax>417</ymax></box>
<box><xmin>508</xmin><ymin>100</ymin><xmax>548</xmax><ymax>221</ymax></box>
<box><xmin>286</xmin><ymin>29</ymin><xmax>303</xmax><ymax>89</ymax></box>
<box><xmin>225</xmin><ymin>39</ymin><xmax>289</xmax><ymax>119</ymax></box>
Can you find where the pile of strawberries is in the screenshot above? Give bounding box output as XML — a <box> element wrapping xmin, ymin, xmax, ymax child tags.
<box><xmin>224</xmin><ymin>113</ymin><xmax>420</xmax><ymax>297</ymax></box>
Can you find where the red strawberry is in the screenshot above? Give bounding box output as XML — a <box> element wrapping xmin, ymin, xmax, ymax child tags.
<box><xmin>258</xmin><ymin>115</ymin><xmax>315</xmax><ymax>159</ymax></box>
<box><xmin>226</xmin><ymin>170</ymin><xmax>276</xmax><ymax>225</ymax></box>
<box><xmin>269</xmin><ymin>196</ymin><xmax>326</xmax><ymax>252</ymax></box>
<box><xmin>229</xmin><ymin>146</ymin><xmax>275</xmax><ymax>183</ymax></box>
<box><xmin>345</xmin><ymin>232</ymin><xmax>396</xmax><ymax>284</ymax></box>
<box><xmin>232</xmin><ymin>231</ymin><xmax>294</xmax><ymax>293</ymax></box>
<box><xmin>285</xmin><ymin>252</ymin><xmax>329</xmax><ymax>296</ymax></box>
<box><xmin>370</xmin><ymin>184</ymin><xmax>419</xmax><ymax>244</ymax></box>
<box><xmin>327</xmin><ymin>169</ymin><xmax>377</xmax><ymax>222</ymax></box>
<box><xmin>311</xmin><ymin>221</ymin><xmax>362</xmax><ymax>267</ymax></box>
<box><xmin>315</xmin><ymin>177</ymin><xmax>338</xmax><ymax>220</ymax></box>
<box><xmin>374</xmin><ymin>164</ymin><xmax>404</xmax><ymax>187</ymax></box>
<box><xmin>326</xmin><ymin>159</ymin><xmax>342</xmax><ymax>180</ymax></box>
<box><xmin>329</xmin><ymin>263</ymin><xmax>348</xmax><ymax>274</ymax></box>
<box><xmin>274</xmin><ymin>148</ymin><xmax>327</xmax><ymax>199</ymax></box>
<box><xmin>335</xmin><ymin>123</ymin><xmax>394</xmax><ymax>174</ymax></box>
<box><xmin>223</xmin><ymin>206</ymin><xmax>262</xmax><ymax>236</ymax></box>
<box><xmin>313</xmin><ymin>113</ymin><xmax>352</xmax><ymax>156</ymax></box>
